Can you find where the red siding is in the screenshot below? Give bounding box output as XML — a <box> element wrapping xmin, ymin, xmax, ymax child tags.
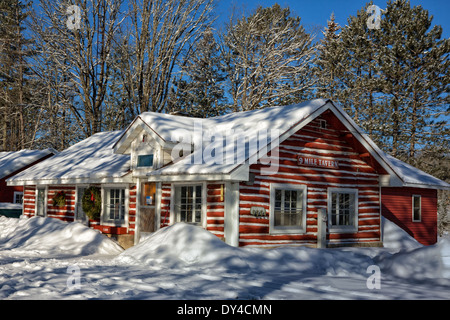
<box><xmin>23</xmin><ymin>185</ymin><xmax>36</xmax><ymax>217</ymax></box>
<box><xmin>160</xmin><ymin>183</ymin><xmax>171</xmax><ymax>227</ymax></box>
<box><xmin>47</xmin><ymin>186</ymin><xmax>76</xmax><ymax>222</ymax></box>
<box><xmin>21</xmin><ymin>184</ymin><xmax>138</xmax><ymax>236</ymax></box>
<box><xmin>128</xmin><ymin>184</ymin><xmax>137</xmax><ymax>235</ymax></box>
<box><xmin>381</xmin><ymin>187</ymin><xmax>437</xmax><ymax>245</ymax></box>
<box><xmin>0</xmin><ymin>180</ymin><xmax>22</xmax><ymax>203</ymax></box>
<box><xmin>238</xmin><ymin>112</ymin><xmax>382</xmax><ymax>247</ymax></box>
<box><xmin>206</xmin><ymin>183</ymin><xmax>225</xmax><ymax>238</ymax></box>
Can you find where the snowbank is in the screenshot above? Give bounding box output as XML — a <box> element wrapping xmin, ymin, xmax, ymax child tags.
<box><xmin>116</xmin><ymin>223</ymin><xmax>248</xmax><ymax>270</ymax></box>
<box><xmin>377</xmin><ymin>237</ymin><xmax>450</xmax><ymax>282</ymax></box>
<box><xmin>0</xmin><ymin>216</ymin><xmax>123</xmax><ymax>256</ymax></box>
<box><xmin>116</xmin><ymin>223</ymin><xmax>374</xmax><ymax>277</ymax></box>
<box><xmin>1</xmin><ymin>216</ymin><xmax>449</xmax><ymax>299</ymax></box>
<box><xmin>381</xmin><ymin>217</ymin><xmax>422</xmax><ymax>251</ymax></box>
<box><xmin>378</xmin><ymin>218</ymin><xmax>450</xmax><ymax>282</ymax></box>
<box><xmin>117</xmin><ymin>219</ymin><xmax>449</xmax><ymax>282</ymax></box>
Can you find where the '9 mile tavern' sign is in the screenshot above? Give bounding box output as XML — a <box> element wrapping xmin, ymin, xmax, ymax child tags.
<box><xmin>297</xmin><ymin>155</ymin><xmax>339</xmax><ymax>169</ymax></box>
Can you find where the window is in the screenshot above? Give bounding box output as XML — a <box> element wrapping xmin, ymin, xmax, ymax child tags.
<box><xmin>328</xmin><ymin>188</ymin><xmax>358</xmax><ymax>232</ymax></box>
<box><xmin>137</xmin><ymin>154</ymin><xmax>154</xmax><ymax>167</ymax></box>
<box><xmin>270</xmin><ymin>184</ymin><xmax>307</xmax><ymax>234</ymax></box>
<box><xmin>36</xmin><ymin>187</ymin><xmax>46</xmax><ymax>217</ymax></box>
<box><xmin>14</xmin><ymin>192</ymin><xmax>23</xmax><ymax>204</ymax></box>
<box><xmin>174</xmin><ymin>185</ymin><xmax>203</xmax><ymax>224</ymax></box>
<box><xmin>319</xmin><ymin>119</ymin><xmax>327</xmax><ymax>129</ymax></box>
<box><xmin>412</xmin><ymin>195</ymin><xmax>421</xmax><ymax>222</ymax></box>
<box><xmin>104</xmin><ymin>188</ymin><xmax>127</xmax><ymax>225</ymax></box>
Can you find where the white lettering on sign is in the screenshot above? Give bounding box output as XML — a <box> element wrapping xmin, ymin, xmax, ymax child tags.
<box><xmin>297</xmin><ymin>156</ymin><xmax>339</xmax><ymax>169</ymax></box>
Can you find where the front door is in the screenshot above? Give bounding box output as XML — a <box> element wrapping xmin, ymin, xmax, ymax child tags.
<box><xmin>139</xmin><ymin>182</ymin><xmax>157</xmax><ymax>240</ymax></box>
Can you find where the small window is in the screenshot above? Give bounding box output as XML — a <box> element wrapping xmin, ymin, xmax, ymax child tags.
<box><xmin>319</xmin><ymin>119</ymin><xmax>327</xmax><ymax>129</ymax></box>
<box><xmin>270</xmin><ymin>184</ymin><xmax>307</xmax><ymax>234</ymax></box>
<box><xmin>14</xmin><ymin>192</ymin><xmax>23</xmax><ymax>204</ymax></box>
<box><xmin>137</xmin><ymin>154</ymin><xmax>154</xmax><ymax>167</ymax></box>
<box><xmin>412</xmin><ymin>195</ymin><xmax>421</xmax><ymax>222</ymax></box>
<box><xmin>328</xmin><ymin>188</ymin><xmax>358</xmax><ymax>232</ymax></box>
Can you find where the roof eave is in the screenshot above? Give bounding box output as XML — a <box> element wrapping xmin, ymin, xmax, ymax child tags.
<box><xmin>6</xmin><ymin>174</ymin><xmax>133</xmax><ymax>186</ymax></box>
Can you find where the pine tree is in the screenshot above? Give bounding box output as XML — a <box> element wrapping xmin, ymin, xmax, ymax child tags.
<box><xmin>316</xmin><ymin>0</ymin><xmax>449</xmax><ymax>174</ymax></box>
<box><xmin>167</xmin><ymin>28</ymin><xmax>227</xmax><ymax>118</ymax></box>
<box><xmin>377</xmin><ymin>0</ymin><xmax>449</xmax><ymax>165</ymax></box>
<box><xmin>315</xmin><ymin>13</ymin><xmax>343</xmax><ymax>102</ymax></box>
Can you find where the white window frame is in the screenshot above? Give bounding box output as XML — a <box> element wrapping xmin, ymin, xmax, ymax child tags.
<box><xmin>13</xmin><ymin>191</ymin><xmax>24</xmax><ymax>204</ymax></box>
<box><xmin>327</xmin><ymin>188</ymin><xmax>358</xmax><ymax>233</ymax></box>
<box><xmin>269</xmin><ymin>183</ymin><xmax>307</xmax><ymax>234</ymax></box>
<box><xmin>412</xmin><ymin>195</ymin><xmax>421</xmax><ymax>222</ymax></box>
<box><xmin>136</xmin><ymin>154</ymin><xmax>154</xmax><ymax>168</ymax></box>
<box><xmin>318</xmin><ymin>119</ymin><xmax>327</xmax><ymax>129</ymax></box>
<box><xmin>35</xmin><ymin>186</ymin><xmax>47</xmax><ymax>217</ymax></box>
<box><xmin>170</xmin><ymin>182</ymin><xmax>206</xmax><ymax>228</ymax></box>
<box><xmin>101</xmin><ymin>185</ymin><xmax>129</xmax><ymax>227</ymax></box>
<box><xmin>75</xmin><ymin>185</ymin><xmax>89</xmax><ymax>224</ymax></box>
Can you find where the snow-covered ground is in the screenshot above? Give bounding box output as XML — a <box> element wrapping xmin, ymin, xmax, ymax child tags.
<box><xmin>0</xmin><ymin>215</ymin><xmax>449</xmax><ymax>300</ymax></box>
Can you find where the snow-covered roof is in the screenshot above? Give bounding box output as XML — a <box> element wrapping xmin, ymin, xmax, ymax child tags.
<box><xmin>141</xmin><ymin>99</ymin><xmax>449</xmax><ymax>189</ymax></box>
<box><xmin>0</xmin><ymin>149</ymin><xmax>56</xmax><ymax>179</ymax></box>
<box><xmin>383</xmin><ymin>153</ymin><xmax>450</xmax><ymax>190</ymax></box>
<box><xmin>143</xmin><ymin>99</ymin><xmax>328</xmax><ymax>179</ymax></box>
<box><xmin>7</xmin><ymin>131</ymin><xmax>130</xmax><ymax>185</ymax></box>
<box><xmin>137</xmin><ymin>99</ymin><xmax>327</xmax><ymax>144</ymax></box>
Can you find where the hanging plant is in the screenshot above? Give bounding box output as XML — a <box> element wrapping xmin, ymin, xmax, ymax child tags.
<box><xmin>52</xmin><ymin>191</ymin><xmax>67</xmax><ymax>207</ymax></box>
<box><xmin>82</xmin><ymin>186</ymin><xmax>102</xmax><ymax>220</ymax></box>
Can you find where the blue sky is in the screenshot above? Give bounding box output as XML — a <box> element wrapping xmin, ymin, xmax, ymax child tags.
<box><xmin>214</xmin><ymin>0</ymin><xmax>450</xmax><ymax>39</ymax></box>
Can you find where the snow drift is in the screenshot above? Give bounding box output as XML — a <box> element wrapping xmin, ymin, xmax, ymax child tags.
<box><xmin>377</xmin><ymin>237</ymin><xmax>450</xmax><ymax>282</ymax></box>
<box><xmin>116</xmin><ymin>222</ymin><xmax>375</xmax><ymax>277</ymax></box>
<box><xmin>116</xmin><ymin>223</ymin><xmax>248</xmax><ymax>270</ymax></box>
<box><xmin>0</xmin><ymin>216</ymin><xmax>450</xmax><ymax>299</ymax></box>
<box><xmin>117</xmin><ymin>219</ymin><xmax>450</xmax><ymax>282</ymax></box>
<box><xmin>1</xmin><ymin>215</ymin><xmax>448</xmax><ymax>282</ymax></box>
<box><xmin>0</xmin><ymin>216</ymin><xmax>123</xmax><ymax>256</ymax></box>
<box><xmin>378</xmin><ymin>217</ymin><xmax>450</xmax><ymax>282</ymax></box>
<box><xmin>381</xmin><ymin>217</ymin><xmax>422</xmax><ymax>251</ymax></box>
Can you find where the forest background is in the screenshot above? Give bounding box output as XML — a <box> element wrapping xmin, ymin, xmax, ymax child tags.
<box><xmin>0</xmin><ymin>0</ymin><xmax>448</xmax><ymax>232</ymax></box>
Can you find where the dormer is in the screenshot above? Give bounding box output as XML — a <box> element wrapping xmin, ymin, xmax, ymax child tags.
<box><xmin>113</xmin><ymin>115</ymin><xmax>194</xmax><ymax>177</ymax></box>
<box><xmin>130</xmin><ymin>132</ymin><xmax>159</xmax><ymax>177</ymax></box>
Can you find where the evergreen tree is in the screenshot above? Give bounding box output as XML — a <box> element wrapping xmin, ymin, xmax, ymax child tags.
<box><xmin>167</xmin><ymin>28</ymin><xmax>227</xmax><ymax>118</ymax></box>
<box><xmin>335</xmin><ymin>3</ymin><xmax>387</xmax><ymax>143</ymax></box>
<box><xmin>315</xmin><ymin>13</ymin><xmax>344</xmax><ymax>103</ymax></box>
<box><xmin>316</xmin><ymin>0</ymin><xmax>449</xmax><ymax>178</ymax></box>
<box><xmin>377</xmin><ymin>0</ymin><xmax>449</xmax><ymax>165</ymax></box>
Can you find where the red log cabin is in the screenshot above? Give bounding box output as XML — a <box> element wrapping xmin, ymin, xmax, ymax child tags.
<box><xmin>7</xmin><ymin>99</ymin><xmax>449</xmax><ymax>248</ymax></box>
